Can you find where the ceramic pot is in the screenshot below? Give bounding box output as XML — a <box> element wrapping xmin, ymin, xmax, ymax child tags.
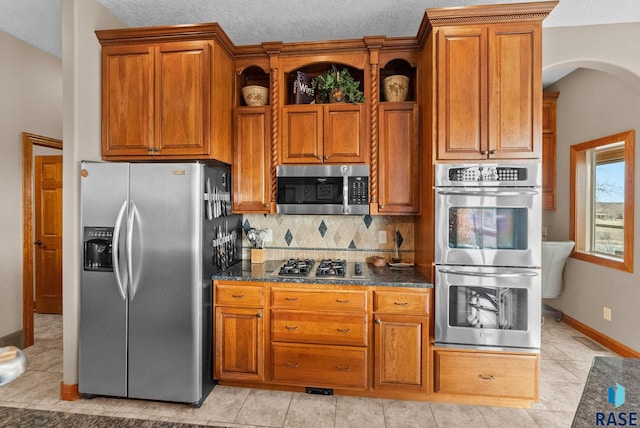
<box><xmin>242</xmin><ymin>85</ymin><xmax>269</xmax><ymax>106</ymax></box>
<box><xmin>383</xmin><ymin>75</ymin><xmax>410</xmax><ymax>102</ymax></box>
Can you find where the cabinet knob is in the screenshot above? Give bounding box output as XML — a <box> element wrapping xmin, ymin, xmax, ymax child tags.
<box><xmin>481</xmin><ymin>150</ymin><xmax>488</xmax><ymax>155</ymax></box>
<box><xmin>489</xmin><ymin>149</ymin><xmax>497</xmax><ymax>155</ymax></box>
<box><xmin>375</xmin><ymin>319</ymin><xmax>381</xmax><ymax>324</ymax></box>
<box><xmin>147</xmin><ymin>147</ymin><xmax>153</xmax><ymax>152</ymax></box>
<box><xmin>324</xmin><ymin>156</ymin><xmax>329</xmax><ymax>160</ymax></box>
<box><xmin>317</xmin><ymin>156</ymin><xmax>322</xmax><ymax>160</ymax></box>
<box><xmin>153</xmin><ymin>148</ymin><xmax>160</xmax><ymax>152</ymax></box>
<box><xmin>379</xmin><ymin>205</ymin><xmax>385</xmax><ymax>209</ymax></box>
<box><xmin>263</xmin><ymin>203</ymin><xmax>269</xmax><ymax>208</ymax></box>
<box><xmin>256</xmin><ymin>313</ymin><xmax>262</xmax><ymax>318</ymax></box>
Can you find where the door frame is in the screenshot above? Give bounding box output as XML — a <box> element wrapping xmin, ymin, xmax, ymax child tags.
<box><xmin>22</xmin><ymin>132</ymin><xmax>63</xmax><ymax>347</ymax></box>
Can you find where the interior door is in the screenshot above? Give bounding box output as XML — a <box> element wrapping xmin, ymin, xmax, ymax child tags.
<box><xmin>34</xmin><ymin>155</ymin><xmax>63</xmax><ymax>314</ymax></box>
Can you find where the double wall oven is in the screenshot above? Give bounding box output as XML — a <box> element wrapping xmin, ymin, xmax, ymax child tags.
<box><xmin>434</xmin><ymin>162</ymin><xmax>542</xmax><ymax>351</ymax></box>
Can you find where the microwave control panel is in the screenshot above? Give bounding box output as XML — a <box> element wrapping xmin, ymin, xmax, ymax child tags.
<box><xmin>348</xmin><ymin>176</ymin><xmax>369</xmax><ymax>205</ymax></box>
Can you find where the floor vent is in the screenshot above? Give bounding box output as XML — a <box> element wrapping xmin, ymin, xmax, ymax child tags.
<box><xmin>305</xmin><ymin>387</ymin><xmax>334</xmax><ymax>395</ymax></box>
<box><xmin>573</xmin><ymin>336</ymin><xmax>606</xmax><ymax>351</ymax></box>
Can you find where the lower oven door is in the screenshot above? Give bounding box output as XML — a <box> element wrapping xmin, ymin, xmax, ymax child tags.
<box><xmin>435</xmin><ymin>187</ymin><xmax>541</xmax><ymax>267</ymax></box>
<box><xmin>435</xmin><ymin>265</ymin><xmax>541</xmax><ymax>351</ymax></box>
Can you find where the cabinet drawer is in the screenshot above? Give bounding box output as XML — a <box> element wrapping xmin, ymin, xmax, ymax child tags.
<box><xmin>271</xmin><ymin>289</ymin><xmax>367</xmax><ymax>311</ymax></box>
<box><xmin>272</xmin><ymin>343</ymin><xmax>367</xmax><ymax>389</ymax></box>
<box><xmin>272</xmin><ymin>310</ymin><xmax>368</xmax><ymax>346</ymax></box>
<box><xmin>435</xmin><ymin>350</ymin><xmax>539</xmax><ymax>400</ymax></box>
<box><xmin>374</xmin><ymin>290</ymin><xmax>429</xmax><ymax>314</ymax></box>
<box><xmin>215</xmin><ymin>283</ymin><xmax>265</xmax><ymax>307</ymax></box>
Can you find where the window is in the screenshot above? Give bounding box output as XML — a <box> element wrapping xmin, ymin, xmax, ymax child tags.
<box><xmin>570</xmin><ymin>130</ymin><xmax>634</xmax><ymax>272</ymax></box>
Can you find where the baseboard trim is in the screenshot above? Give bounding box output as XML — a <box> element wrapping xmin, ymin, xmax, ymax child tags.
<box><xmin>0</xmin><ymin>329</ymin><xmax>24</xmax><ymax>348</ymax></box>
<box><xmin>562</xmin><ymin>313</ymin><xmax>640</xmax><ymax>358</ymax></box>
<box><xmin>60</xmin><ymin>382</ymin><xmax>79</xmax><ymax>401</ymax></box>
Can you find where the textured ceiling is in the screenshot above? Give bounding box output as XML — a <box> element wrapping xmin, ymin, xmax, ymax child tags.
<box><xmin>3</xmin><ymin>0</ymin><xmax>640</xmax><ymax>60</ymax></box>
<box><xmin>1</xmin><ymin>0</ymin><xmax>640</xmax><ymax>87</ymax></box>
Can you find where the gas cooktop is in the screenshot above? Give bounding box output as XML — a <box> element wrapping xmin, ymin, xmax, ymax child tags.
<box><xmin>271</xmin><ymin>258</ymin><xmax>370</xmax><ymax>281</ymax></box>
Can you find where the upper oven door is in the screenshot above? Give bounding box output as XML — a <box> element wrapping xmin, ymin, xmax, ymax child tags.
<box><xmin>435</xmin><ymin>187</ymin><xmax>541</xmax><ymax>267</ymax></box>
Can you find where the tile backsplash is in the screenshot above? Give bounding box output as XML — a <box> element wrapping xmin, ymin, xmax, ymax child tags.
<box><xmin>242</xmin><ymin>214</ymin><xmax>415</xmax><ymax>262</ymax></box>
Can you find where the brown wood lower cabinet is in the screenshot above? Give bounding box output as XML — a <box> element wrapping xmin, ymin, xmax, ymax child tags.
<box><xmin>214</xmin><ymin>282</ymin><xmax>266</xmax><ymax>382</ymax></box>
<box><xmin>434</xmin><ymin>349</ymin><xmax>539</xmax><ymax>401</ymax></box>
<box><xmin>272</xmin><ymin>343</ymin><xmax>367</xmax><ymax>389</ymax></box>
<box><xmin>212</xmin><ymin>281</ymin><xmax>538</xmax><ymax>406</ymax></box>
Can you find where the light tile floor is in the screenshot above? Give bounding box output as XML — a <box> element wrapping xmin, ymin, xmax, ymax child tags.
<box><xmin>0</xmin><ymin>312</ymin><xmax>618</xmax><ymax>427</ymax></box>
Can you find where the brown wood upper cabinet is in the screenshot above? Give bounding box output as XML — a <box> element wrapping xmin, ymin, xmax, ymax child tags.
<box><xmin>378</xmin><ymin>103</ymin><xmax>420</xmax><ymax>214</ymax></box>
<box><xmin>435</xmin><ymin>23</ymin><xmax>542</xmax><ymax>160</ymax></box>
<box><xmin>96</xmin><ymin>25</ymin><xmax>234</xmax><ymax>163</ymax></box>
<box><xmin>282</xmin><ymin>103</ymin><xmax>367</xmax><ymax>164</ymax></box>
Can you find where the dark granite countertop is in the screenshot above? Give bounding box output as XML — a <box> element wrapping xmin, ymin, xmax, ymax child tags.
<box><xmin>572</xmin><ymin>357</ymin><xmax>640</xmax><ymax>428</ymax></box>
<box><xmin>212</xmin><ymin>260</ymin><xmax>432</xmax><ymax>288</ymax></box>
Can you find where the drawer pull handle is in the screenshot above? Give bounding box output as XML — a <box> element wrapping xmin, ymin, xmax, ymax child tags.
<box><xmin>336</xmin><ymin>299</ymin><xmax>351</xmax><ymax>304</ymax></box>
<box><xmin>232</xmin><ymin>294</ymin><xmax>244</xmax><ymax>298</ymax></box>
<box><xmin>285</xmin><ymin>325</ymin><xmax>299</xmax><ymax>330</ymax></box>
<box><xmin>337</xmin><ymin>365</ymin><xmax>351</xmax><ymax>372</ymax></box>
<box><xmin>285</xmin><ymin>362</ymin><xmax>299</xmax><ymax>368</ymax></box>
<box><xmin>478</xmin><ymin>374</ymin><xmax>495</xmax><ymax>381</ymax></box>
<box><xmin>285</xmin><ymin>297</ymin><xmax>299</xmax><ymax>301</ymax></box>
<box><xmin>394</xmin><ymin>302</ymin><xmax>409</xmax><ymax>306</ymax></box>
<box><xmin>337</xmin><ymin>328</ymin><xmax>351</xmax><ymax>333</ymax></box>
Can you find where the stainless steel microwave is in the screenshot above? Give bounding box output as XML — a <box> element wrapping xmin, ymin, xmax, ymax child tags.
<box><xmin>276</xmin><ymin>165</ymin><xmax>369</xmax><ymax>215</ymax></box>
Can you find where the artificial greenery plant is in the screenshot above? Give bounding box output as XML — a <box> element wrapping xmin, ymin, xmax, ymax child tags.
<box><xmin>311</xmin><ymin>66</ymin><xmax>366</xmax><ymax>104</ymax></box>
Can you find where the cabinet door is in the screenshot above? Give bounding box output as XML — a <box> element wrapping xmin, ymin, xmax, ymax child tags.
<box><xmin>488</xmin><ymin>24</ymin><xmax>541</xmax><ymax>159</ymax></box>
<box><xmin>542</xmin><ymin>133</ymin><xmax>556</xmax><ymax>210</ymax></box>
<box><xmin>378</xmin><ymin>103</ymin><xmax>420</xmax><ymax>214</ymax></box>
<box><xmin>101</xmin><ymin>45</ymin><xmax>155</xmax><ymax>156</ymax></box>
<box><xmin>436</xmin><ymin>27</ymin><xmax>487</xmax><ymax>160</ymax></box>
<box><xmin>374</xmin><ymin>314</ymin><xmax>428</xmax><ymax>393</ymax></box>
<box><xmin>233</xmin><ymin>107</ymin><xmax>271</xmax><ymax>213</ymax></box>
<box><xmin>214</xmin><ymin>307</ymin><xmax>264</xmax><ymax>381</ymax></box>
<box><xmin>282</xmin><ymin>105</ymin><xmax>323</xmax><ymax>163</ymax></box>
<box><xmin>323</xmin><ymin>104</ymin><xmax>367</xmax><ymax>163</ymax></box>
<box><xmin>156</xmin><ymin>41</ymin><xmax>211</xmax><ymax>156</ymax></box>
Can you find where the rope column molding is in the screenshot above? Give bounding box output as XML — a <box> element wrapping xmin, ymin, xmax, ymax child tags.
<box><xmin>369</xmin><ymin>62</ymin><xmax>379</xmax><ymax>204</ymax></box>
<box><xmin>270</xmin><ymin>68</ymin><xmax>279</xmax><ymax>205</ymax></box>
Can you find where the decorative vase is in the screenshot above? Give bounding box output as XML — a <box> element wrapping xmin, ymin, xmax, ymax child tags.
<box><xmin>383</xmin><ymin>75</ymin><xmax>410</xmax><ymax>102</ymax></box>
<box><xmin>241</xmin><ymin>85</ymin><xmax>269</xmax><ymax>106</ymax></box>
<box><xmin>329</xmin><ymin>88</ymin><xmax>345</xmax><ymax>103</ymax></box>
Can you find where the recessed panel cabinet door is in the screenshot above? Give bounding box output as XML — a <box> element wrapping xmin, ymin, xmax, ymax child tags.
<box><xmin>233</xmin><ymin>107</ymin><xmax>271</xmax><ymax>213</ymax></box>
<box><xmin>488</xmin><ymin>24</ymin><xmax>541</xmax><ymax>158</ymax></box>
<box><xmin>215</xmin><ymin>307</ymin><xmax>264</xmax><ymax>382</ymax></box>
<box><xmin>101</xmin><ymin>45</ymin><xmax>154</xmax><ymax>156</ymax></box>
<box><xmin>374</xmin><ymin>314</ymin><xmax>428</xmax><ymax>393</ymax></box>
<box><xmin>282</xmin><ymin>105</ymin><xmax>323</xmax><ymax>164</ymax></box>
<box><xmin>437</xmin><ymin>27</ymin><xmax>487</xmax><ymax>160</ymax></box>
<box><xmin>323</xmin><ymin>104</ymin><xmax>367</xmax><ymax>164</ymax></box>
<box><xmin>156</xmin><ymin>41</ymin><xmax>211</xmax><ymax>156</ymax></box>
<box><xmin>378</xmin><ymin>103</ymin><xmax>420</xmax><ymax>214</ymax></box>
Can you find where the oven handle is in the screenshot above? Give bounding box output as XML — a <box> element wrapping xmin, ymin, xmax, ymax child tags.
<box><xmin>436</xmin><ymin>189</ymin><xmax>540</xmax><ymax>196</ymax></box>
<box><xmin>438</xmin><ymin>268</ymin><xmax>539</xmax><ymax>278</ymax></box>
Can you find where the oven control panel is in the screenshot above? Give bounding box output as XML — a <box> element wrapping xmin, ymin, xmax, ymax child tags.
<box><xmin>448</xmin><ymin>166</ymin><xmax>528</xmax><ymax>183</ymax></box>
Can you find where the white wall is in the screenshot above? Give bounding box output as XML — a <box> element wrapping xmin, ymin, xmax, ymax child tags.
<box><xmin>543</xmin><ymin>23</ymin><xmax>640</xmax><ymax>352</ymax></box>
<box><xmin>0</xmin><ymin>31</ymin><xmax>62</xmax><ymax>340</ymax></box>
<box><xmin>61</xmin><ymin>0</ymin><xmax>124</xmax><ymax>386</ymax></box>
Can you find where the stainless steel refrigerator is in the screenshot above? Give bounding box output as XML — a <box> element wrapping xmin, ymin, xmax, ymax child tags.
<box><xmin>79</xmin><ymin>161</ymin><xmax>241</xmax><ymax>406</ymax></box>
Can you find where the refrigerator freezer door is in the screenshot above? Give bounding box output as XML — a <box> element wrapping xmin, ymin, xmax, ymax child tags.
<box><xmin>127</xmin><ymin>163</ymin><xmax>203</xmax><ymax>403</ymax></box>
<box><xmin>79</xmin><ymin>161</ymin><xmax>129</xmax><ymax>397</ymax></box>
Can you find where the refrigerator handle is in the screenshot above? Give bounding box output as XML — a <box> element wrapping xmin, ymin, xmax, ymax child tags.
<box><xmin>127</xmin><ymin>200</ymin><xmax>136</xmax><ymax>301</ymax></box>
<box><xmin>112</xmin><ymin>200</ymin><xmax>128</xmax><ymax>301</ymax></box>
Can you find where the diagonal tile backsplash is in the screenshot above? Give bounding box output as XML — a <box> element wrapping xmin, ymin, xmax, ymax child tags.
<box><xmin>242</xmin><ymin>214</ymin><xmax>415</xmax><ymax>262</ymax></box>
